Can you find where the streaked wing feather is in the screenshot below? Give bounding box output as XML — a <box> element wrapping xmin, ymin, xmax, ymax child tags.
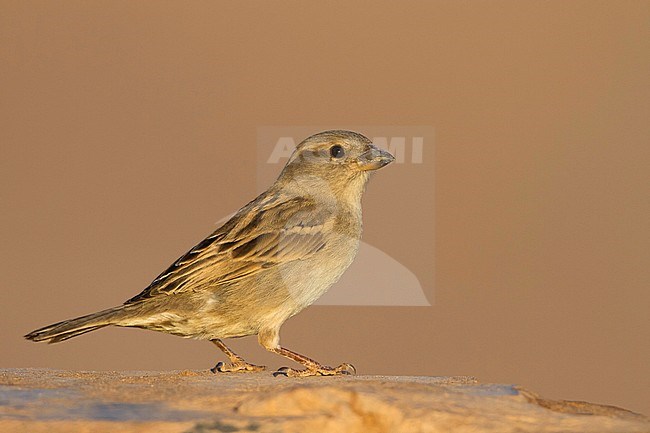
<box><xmin>125</xmin><ymin>194</ymin><xmax>329</xmax><ymax>304</ymax></box>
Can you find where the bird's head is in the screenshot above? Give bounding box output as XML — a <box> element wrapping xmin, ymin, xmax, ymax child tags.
<box><xmin>277</xmin><ymin>130</ymin><xmax>395</xmax><ymax>203</ymax></box>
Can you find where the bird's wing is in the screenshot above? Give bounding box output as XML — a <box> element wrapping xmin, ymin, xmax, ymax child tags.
<box><xmin>125</xmin><ymin>194</ymin><xmax>330</xmax><ymax>304</ymax></box>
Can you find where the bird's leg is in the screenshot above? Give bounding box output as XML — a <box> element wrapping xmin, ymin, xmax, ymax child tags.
<box><xmin>270</xmin><ymin>346</ymin><xmax>356</xmax><ymax>377</ymax></box>
<box><xmin>210</xmin><ymin>339</ymin><xmax>265</xmax><ymax>373</ymax></box>
<box><xmin>258</xmin><ymin>329</ymin><xmax>355</xmax><ymax>377</ymax></box>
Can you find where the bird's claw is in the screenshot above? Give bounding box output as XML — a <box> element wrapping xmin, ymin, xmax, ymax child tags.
<box><xmin>272</xmin><ymin>363</ymin><xmax>356</xmax><ymax>377</ymax></box>
<box><xmin>211</xmin><ymin>361</ymin><xmax>266</xmax><ymax>373</ymax></box>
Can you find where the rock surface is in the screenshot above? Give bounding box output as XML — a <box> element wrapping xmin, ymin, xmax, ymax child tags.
<box><xmin>0</xmin><ymin>369</ymin><xmax>647</xmax><ymax>433</ymax></box>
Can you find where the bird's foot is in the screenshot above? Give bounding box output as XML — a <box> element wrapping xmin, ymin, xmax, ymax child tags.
<box><xmin>273</xmin><ymin>363</ymin><xmax>356</xmax><ymax>377</ymax></box>
<box><xmin>211</xmin><ymin>360</ymin><xmax>266</xmax><ymax>373</ymax></box>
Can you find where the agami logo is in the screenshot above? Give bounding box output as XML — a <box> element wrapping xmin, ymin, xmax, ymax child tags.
<box><xmin>267</xmin><ymin>135</ymin><xmax>426</xmax><ymax>164</ymax></box>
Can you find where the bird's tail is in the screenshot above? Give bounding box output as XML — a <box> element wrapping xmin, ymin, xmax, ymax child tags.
<box><xmin>24</xmin><ymin>306</ymin><xmax>129</xmax><ymax>344</ymax></box>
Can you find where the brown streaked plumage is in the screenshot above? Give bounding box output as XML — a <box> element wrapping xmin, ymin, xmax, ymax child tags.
<box><xmin>25</xmin><ymin>130</ymin><xmax>395</xmax><ymax>377</ymax></box>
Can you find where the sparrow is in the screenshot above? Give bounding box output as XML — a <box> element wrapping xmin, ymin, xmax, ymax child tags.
<box><xmin>25</xmin><ymin>130</ymin><xmax>395</xmax><ymax>377</ymax></box>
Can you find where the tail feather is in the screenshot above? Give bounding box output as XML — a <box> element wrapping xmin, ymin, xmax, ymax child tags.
<box><xmin>24</xmin><ymin>307</ymin><xmax>127</xmax><ymax>344</ymax></box>
<box><xmin>47</xmin><ymin>325</ymin><xmax>108</xmax><ymax>344</ymax></box>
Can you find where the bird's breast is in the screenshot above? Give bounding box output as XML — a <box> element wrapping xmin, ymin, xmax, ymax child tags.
<box><xmin>278</xmin><ymin>227</ymin><xmax>361</xmax><ymax>312</ymax></box>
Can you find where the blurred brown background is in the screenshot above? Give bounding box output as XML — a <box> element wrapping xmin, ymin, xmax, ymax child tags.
<box><xmin>1</xmin><ymin>0</ymin><xmax>648</xmax><ymax>415</ymax></box>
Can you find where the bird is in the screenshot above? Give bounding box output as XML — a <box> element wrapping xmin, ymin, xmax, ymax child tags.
<box><xmin>25</xmin><ymin>130</ymin><xmax>395</xmax><ymax>377</ymax></box>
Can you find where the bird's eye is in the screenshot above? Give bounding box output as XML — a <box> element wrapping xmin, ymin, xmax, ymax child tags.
<box><xmin>330</xmin><ymin>145</ymin><xmax>345</xmax><ymax>159</ymax></box>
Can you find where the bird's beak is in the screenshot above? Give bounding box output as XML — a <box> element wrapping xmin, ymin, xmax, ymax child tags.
<box><xmin>356</xmin><ymin>145</ymin><xmax>396</xmax><ymax>171</ymax></box>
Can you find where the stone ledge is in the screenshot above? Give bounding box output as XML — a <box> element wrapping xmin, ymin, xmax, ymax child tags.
<box><xmin>0</xmin><ymin>369</ymin><xmax>647</xmax><ymax>433</ymax></box>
